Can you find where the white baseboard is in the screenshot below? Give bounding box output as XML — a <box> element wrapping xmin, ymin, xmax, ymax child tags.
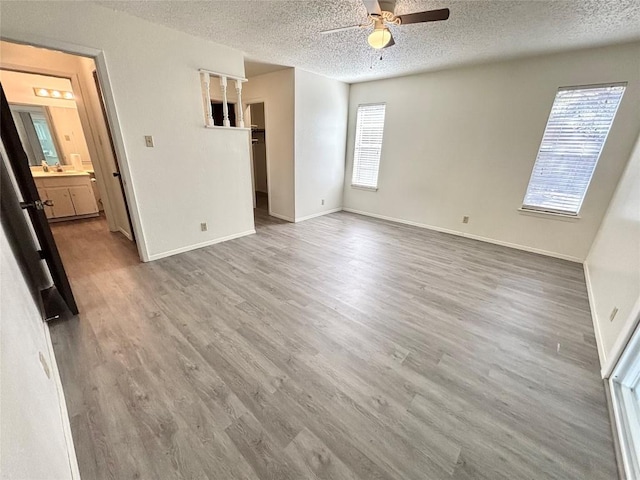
<box><xmin>268</xmin><ymin>211</ymin><xmax>295</xmax><ymax>222</ymax></box>
<box><xmin>584</xmin><ymin>262</ymin><xmax>608</xmax><ymax>373</ymax></box>
<box><xmin>147</xmin><ymin>229</ymin><xmax>256</xmax><ymax>261</ymax></box>
<box><xmin>295</xmin><ymin>208</ymin><xmax>342</xmax><ymax>223</ymax></box>
<box><xmin>342</xmin><ymin>208</ymin><xmax>583</xmax><ymax>263</ymax></box>
<box><xmin>117</xmin><ymin>227</ymin><xmax>133</xmax><ymax>241</ymax></box>
<box><xmin>44</xmin><ymin>324</ymin><xmax>81</xmax><ymax>480</ymax></box>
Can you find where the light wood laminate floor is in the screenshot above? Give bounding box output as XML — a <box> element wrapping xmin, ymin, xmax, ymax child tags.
<box><xmin>49</xmin><ymin>208</ymin><xmax>617</xmax><ymax>480</ymax></box>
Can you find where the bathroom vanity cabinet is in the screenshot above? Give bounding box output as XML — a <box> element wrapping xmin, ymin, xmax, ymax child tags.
<box><xmin>33</xmin><ymin>172</ymin><xmax>99</xmax><ymax>220</ymax></box>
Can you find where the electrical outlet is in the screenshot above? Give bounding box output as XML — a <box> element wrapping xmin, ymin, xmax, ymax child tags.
<box><xmin>610</xmin><ymin>306</ymin><xmax>619</xmax><ymax>322</ymax></box>
<box><xmin>462</xmin><ymin>216</ymin><xmax>469</xmax><ymax>224</ymax></box>
<box><xmin>321</xmin><ymin>199</ymin><xmax>325</xmax><ymax>205</ymax></box>
<box><xmin>144</xmin><ymin>135</ymin><xmax>154</xmax><ymax>147</ymax></box>
<box><xmin>200</xmin><ymin>222</ymin><xmax>207</xmax><ymax>232</ymax></box>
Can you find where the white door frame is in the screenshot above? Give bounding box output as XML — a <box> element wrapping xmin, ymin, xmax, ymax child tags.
<box><xmin>243</xmin><ymin>99</ymin><xmax>271</xmax><ymax>216</ymax></box>
<box><xmin>1</xmin><ymin>34</ymin><xmax>148</xmax><ymax>261</ymax></box>
<box><xmin>610</xmin><ymin>315</ymin><xmax>640</xmax><ymax>480</ymax></box>
<box><xmin>244</xmin><ymin>104</ymin><xmax>256</xmax><ymax>208</ymax></box>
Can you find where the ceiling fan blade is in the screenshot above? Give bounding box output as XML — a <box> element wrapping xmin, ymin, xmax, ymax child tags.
<box><xmin>398</xmin><ymin>8</ymin><xmax>450</xmax><ymax>25</ymax></box>
<box><xmin>320</xmin><ymin>24</ymin><xmax>363</xmax><ymax>34</ymax></box>
<box><xmin>362</xmin><ymin>0</ymin><xmax>382</xmax><ymax>16</ymax></box>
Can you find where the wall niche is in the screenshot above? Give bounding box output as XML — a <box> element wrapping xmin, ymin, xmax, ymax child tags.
<box><xmin>199</xmin><ymin>69</ymin><xmax>247</xmax><ymax>129</ymax></box>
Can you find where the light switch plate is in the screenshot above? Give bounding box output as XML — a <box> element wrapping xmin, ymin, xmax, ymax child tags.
<box><xmin>144</xmin><ymin>135</ymin><xmax>154</xmax><ymax>147</ymax></box>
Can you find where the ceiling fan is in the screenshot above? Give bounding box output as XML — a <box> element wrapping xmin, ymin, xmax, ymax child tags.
<box><xmin>320</xmin><ymin>0</ymin><xmax>450</xmax><ymax>50</ymax></box>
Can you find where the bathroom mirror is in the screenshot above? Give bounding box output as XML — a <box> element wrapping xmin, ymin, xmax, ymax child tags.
<box><xmin>10</xmin><ymin>104</ymin><xmax>63</xmax><ymax>166</ymax></box>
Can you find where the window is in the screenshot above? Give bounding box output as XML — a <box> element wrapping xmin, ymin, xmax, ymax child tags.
<box><xmin>522</xmin><ymin>83</ymin><xmax>626</xmax><ymax>215</ymax></box>
<box><xmin>352</xmin><ymin>103</ymin><xmax>386</xmax><ymax>189</ymax></box>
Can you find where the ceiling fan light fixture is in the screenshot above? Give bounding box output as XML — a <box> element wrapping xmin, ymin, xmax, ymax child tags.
<box><xmin>367</xmin><ymin>27</ymin><xmax>392</xmax><ymax>49</ymax></box>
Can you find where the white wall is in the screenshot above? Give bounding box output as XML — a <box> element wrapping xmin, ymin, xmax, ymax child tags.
<box><xmin>294</xmin><ymin>69</ymin><xmax>348</xmax><ymax>221</ymax></box>
<box><xmin>585</xmin><ymin>132</ymin><xmax>640</xmax><ymax>370</ymax></box>
<box><xmin>1</xmin><ymin>2</ymin><xmax>254</xmax><ymax>260</ymax></box>
<box><xmin>344</xmin><ymin>42</ymin><xmax>640</xmax><ymax>262</ymax></box>
<box><xmin>243</xmin><ymin>69</ymin><xmax>296</xmax><ymax>221</ymax></box>
<box><xmin>47</xmin><ymin>106</ymin><xmax>94</xmax><ymax>168</ymax></box>
<box><xmin>0</xmin><ymin>223</ymin><xmax>77</xmax><ymax>479</ymax></box>
<box><xmin>0</xmin><ymin>70</ymin><xmax>76</xmax><ymax>108</ymax></box>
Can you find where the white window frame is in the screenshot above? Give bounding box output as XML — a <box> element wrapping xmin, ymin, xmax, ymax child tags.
<box><xmin>521</xmin><ymin>83</ymin><xmax>626</xmax><ymax>216</ymax></box>
<box><xmin>351</xmin><ymin>103</ymin><xmax>386</xmax><ymax>191</ymax></box>
<box><xmin>610</xmin><ymin>320</ymin><xmax>640</xmax><ymax>480</ymax></box>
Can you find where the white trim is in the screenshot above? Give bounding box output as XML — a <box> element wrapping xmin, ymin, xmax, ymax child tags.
<box><xmin>351</xmin><ymin>184</ymin><xmax>378</xmax><ymax>192</ymax></box>
<box><xmin>610</xmin><ymin>380</ymin><xmax>635</xmax><ymax>480</ymax></box>
<box><xmin>118</xmin><ymin>227</ymin><xmax>133</xmax><ymax>241</ymax></box>
<box><xmin>342</xmin><ymin>208</ymin><xmax>583</xmax><ymax>263</ymax></box>
<box><xmin>204</xmin><ymin>125</ymin><xmax>251</xmax><ymax>131</ymax></box>
<box><xmin>268</xmin><ymin>211</ymin><xmax>295</xmax><ymax>222</ymax></box>
<box><xmin>43</xmin><ymin>324</ymin><xmax>81</xmax><ymax>480</ymax></box>
<box><xmin>198</xmin><ymin>68</ymin><xmax>247</xmax><ymax>82</ymax></box>
<box><xmin>584</xmin><ymin>262</ymin><xmax>608</xmax><ymax>372</ymax></box>
<box><xmin>295</xmin><ymin>208</ymin><xmax>342</xmax><ymax>223</ymax></box>
<box><xmin>517</xmin><ymin>208</ymin><xmax>581</xmax><ymax>222</ymax></box>
<box><xmin>610</xmin><ymin>321</ymin><xmax>640</xmax><ymax>479</ymax></box>
<box><xmin>147</xmin><ymin>229</ymin><xmax>255</xmax><ymax>261</ymax></box>
<box><xmin>244</xmin><ymin>99</ymin><xmax>275</xmax><ymax>225</ymax></box>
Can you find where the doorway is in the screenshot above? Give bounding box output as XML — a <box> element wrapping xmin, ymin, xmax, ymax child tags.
<box><xmin>0</xmin><ymin>39</ymin><xmax>139</xmax><ymax>315</ymax></box>
<box><xmin>248</xmin><ymin>102</ymin><xmax>268</xmax><ymax>213</ymax></box>
<box><xmin>0</xmin><ymin>41</ymin><xmax>133</xmax><ymax>242</ymax></box>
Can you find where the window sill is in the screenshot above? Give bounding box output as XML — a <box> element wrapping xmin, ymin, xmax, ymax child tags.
<box><xmin>351</xmin><ymin>184</ymin><xmax>378</xmax><ymax>192</ymax></box>
<box><xmin>517</xmin><ymin>207</ymin><xmax>581</xmax><ymax>222</ymax></box>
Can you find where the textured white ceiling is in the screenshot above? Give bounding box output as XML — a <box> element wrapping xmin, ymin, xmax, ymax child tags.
<box><xmin>97</xmin><ymin>0</ymin><xmax>640</xmax><ymax>83</ymax></box>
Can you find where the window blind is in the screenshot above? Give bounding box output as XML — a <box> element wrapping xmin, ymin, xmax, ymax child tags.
<box><xmin>352</xmin><ymin>103</ymin><xmax>386</xmax><ymax>189</ymax></box>
<box><xmin>523</xmin><ymin>84</ymin><xmax>626</xmax><ymax>215</ymax></box>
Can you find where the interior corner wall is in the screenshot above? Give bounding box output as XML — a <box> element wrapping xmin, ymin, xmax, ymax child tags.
<box><xmin>243</xmin><ymin>68</ymin><xmax>296</xmax><ymax>221</ymax></box>
<box><xmin>585</xmin><ymin>131</ymin><xmax>640</xmax><ymax>368</ymax></box>
<box><xmin>294</xmin><ymin>69</ymin><xmax>348</xmax><ymax>221</ymax></box>
<box><xmin>1</xmin><ymin>1</ymin><xmax>254</xmax><ymax>260</ymax></box>
<box><xmin>0</xmin><ymin>222</ymin><xmax>75</xmax><ymax>480</ymax></box>
<box><xmin>343</xmin><ymin>42</ymin><xmax>640</xmax><ymax>262</ymax></box>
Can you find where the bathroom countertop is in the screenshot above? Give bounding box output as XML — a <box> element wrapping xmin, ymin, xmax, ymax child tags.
<box><xmin>31</xmin><ymin>170</ymin><xmax>91</xmax><ymax>178</ymax></box>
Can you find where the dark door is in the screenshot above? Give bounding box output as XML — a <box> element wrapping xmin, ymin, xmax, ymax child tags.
<box><xmin>0</xmin><ymin>83</ymin><xmax>78</xmax><ymax>315</ymax></box>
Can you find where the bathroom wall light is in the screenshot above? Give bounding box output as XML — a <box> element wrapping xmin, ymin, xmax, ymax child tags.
<box><xmin>34</xmin><ymin>88</ymin><xmax>74</xmax><ymax>100</ymax></box>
